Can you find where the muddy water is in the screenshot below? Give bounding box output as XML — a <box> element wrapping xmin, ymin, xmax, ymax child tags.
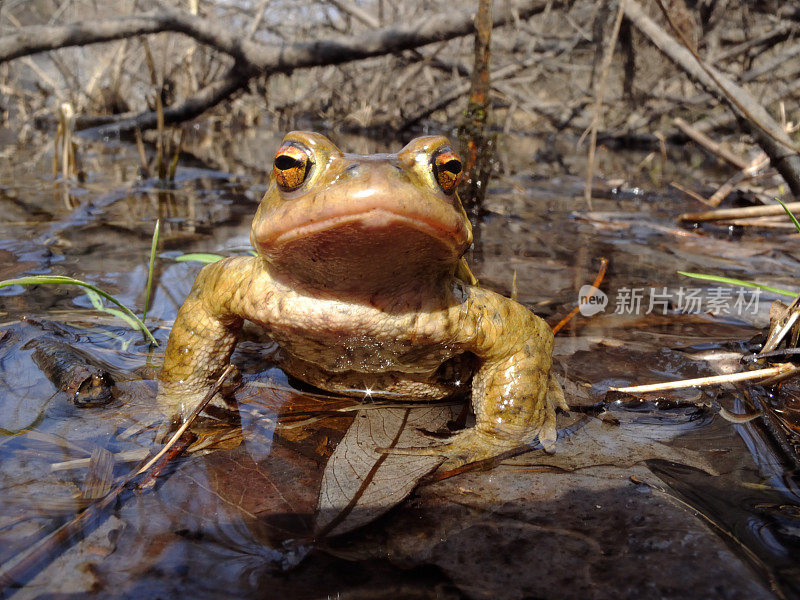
<box><xmin>0</xmin><ymin>129</ymin><xmax>798</xmax><ymax>599</ymax></box>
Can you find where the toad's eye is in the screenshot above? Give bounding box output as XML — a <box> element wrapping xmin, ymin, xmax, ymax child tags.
<box><xmin>273</xmin><ymin>144</ymin><xmax>312</xmax><ymax>191</ymax></box>
<box><xmin>432</xmin><ymin>147</ymin><xmax>462</xmax><ymax>195</ymax></box>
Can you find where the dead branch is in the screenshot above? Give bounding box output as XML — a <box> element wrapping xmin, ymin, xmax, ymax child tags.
<box><xmin>624</xmin><ymin>0</ymin><xmax>800</xmax><ymax>199</ymax></box>
<box><xmin>1</xmin><ymin>2</ymin><xmax>559</xmax><ymax>134</ymax></box>
<box><xmin>88</xmin><ymin>64</ymin><xmax>255</xmax><ymax>135</ymax></box>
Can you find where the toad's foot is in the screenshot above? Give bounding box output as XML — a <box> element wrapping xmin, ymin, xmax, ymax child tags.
<box><xmin>156</xmin><ymin>367</ymin><xmax>241</xmax><ymax>423</ymax></box>
<box><xmin>382</xmin><ymin>374</ymin><xmax>569</xmax><ymax>471</ymax></box>
<box><xmin>381</xmin><ymin>417</ymin><xmax>559</xmax><ymax>471</ymax></box>
<box><xmin>380</xmin><ymin>427</ymin><xmax>545</xmax><ymax>472</ymax></box>
<box><xmin>153</xmin><ymin>384</ymin><xmax>239</xmax><ymax>444</ymax></box>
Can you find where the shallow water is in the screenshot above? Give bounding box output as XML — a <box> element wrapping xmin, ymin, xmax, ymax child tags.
<box><xmin>0</xmin><ymin>129</ymin><xmax>798</xmax><ymax>599</ymax></box>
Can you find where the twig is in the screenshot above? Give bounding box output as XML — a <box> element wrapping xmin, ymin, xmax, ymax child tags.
<box><xmin>610</xmin><ymin>364</ymin><xmax>799</xmax><ymax>393</ymax></box>
<box><xmin>50</xmin><ymin>448</ymin><xmax>150</xmax><ymax>471</ymax></box>
<box><xmin>669</xmin><ymin>181</ymin><xmax>714</xmax><ymax>206</ymax></box>
<box><xmin>673</xmin><ymin>117</ymin><xmax>749</xmax><ymax>171</ymax></box>
<box><xmin>133</xmin><ymin>128</ymin><xmax>150</xmax><ymax>176</ymax></box>
<box><xmin>741</xmin><ymin>40</ymin><xmax>800</xmax><ymax>83</ymax></box>
<box><xmin>245</xmin><ymin>0</ymin><xmax>271</xmax><ymax>40</ymax></box>
<box><xmin>714</xmin><ymin>218</ymin><xmax>799</xmax><ymax>230</ymax></box>
<box><xmin>328</xmin><ymin>0</ymin><xmax>380</xmax><ymax>29</ymax></box>
<box><xmin>552</xmin><ymin>257</ymin><xmax>609</xmax><ymax>335</ymax></box>
<box><xmin>398</xmin><ymin>55</ymin><xmax>544</xmax><ymax>131</ymax></box>
<box><xmin>712</xmin><ymin>22</ymin><xmax>795</xmax><ymax>64</ymax></box>
<box><xmin>691</xmin><ymin>78</ymin><xmax>800</xmax><ymax>137</ymax></box>
<box><xmin>136</xmin><ymin>363</ymin><xmax>235</xmax><ymax>475</ymax></box>
<box><xmin>679</xmin><ymin>202</ymin><xmax>800</xmax><ymax>222</ymax></box>
<box><xmin>706</xmin><ymin>153</ymin><xmax>770</xmax><ymax>206</ymax></box>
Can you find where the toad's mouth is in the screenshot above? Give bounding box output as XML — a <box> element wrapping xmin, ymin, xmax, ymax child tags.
<box><xmin>256</xmin><ymin>207</ymin><xmax>469</xmax><ymax>257</ymax></box>
<box><xmin>253</xmin><ymin>204</ymin><xmax>470</xmax><ymax>294</ymax></box>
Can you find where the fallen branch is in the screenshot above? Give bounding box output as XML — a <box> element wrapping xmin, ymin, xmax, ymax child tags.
<box><xmin>1</xmin><ymin>2</ymin><xmax>559</xmax><ymax>134</ymax></box>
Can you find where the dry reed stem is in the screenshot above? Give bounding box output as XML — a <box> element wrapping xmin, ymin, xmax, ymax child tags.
<box><xmin>611</xmin><ymin>363</ymin><xmax>799</xmax><ymax>393</ymax></box>
<box><xmin>583</xmin><ymin>0</ymin><xmax>625</xmax><ymax>210</ymax></box>
<box><xmin>679</xmin><ymin>202</ymin><xmax>800</xmax><ymax>222</ymax></box>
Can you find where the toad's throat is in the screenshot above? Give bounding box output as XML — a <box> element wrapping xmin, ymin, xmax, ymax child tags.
<box><xmin>258</xmin><ymin>212</ymin><xmax>463</xmax><ymax>295</ymax></box>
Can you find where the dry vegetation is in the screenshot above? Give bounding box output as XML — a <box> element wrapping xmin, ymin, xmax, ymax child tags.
<box><xmin>0</xmin><ymin>0</ymin><xmax>798</xmax><ymax>200</ymax></box>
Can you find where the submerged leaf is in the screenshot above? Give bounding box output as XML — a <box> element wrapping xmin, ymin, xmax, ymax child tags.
<box><xmin>507</xmin><ymin>407</ymin><xmax>720</xmax><ymax>476</ymax></box>
<box><xmin>81</xmin><ymin>446</ymin><xmax>115</xmax><ymax>500</ymax></box>
<box><xmin>315</xmin><ymin>405</ymin><xmax>455</xmax><ymax>537</ymax></box>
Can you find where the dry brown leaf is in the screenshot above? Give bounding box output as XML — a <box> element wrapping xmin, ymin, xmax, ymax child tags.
<box><xmin>315</xmin><ymin>405</ymin><xmax>456</xmax><ymax>537</ymax></box>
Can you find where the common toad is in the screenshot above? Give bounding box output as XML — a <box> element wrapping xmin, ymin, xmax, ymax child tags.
<box><xmin>158</xmin><ymin>132</ymin><xmax>567</xmax><ymax>466</ymax></box>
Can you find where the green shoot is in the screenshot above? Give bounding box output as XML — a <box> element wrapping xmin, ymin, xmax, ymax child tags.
<box><xmin>174</xmin><ymin>253</ymin><xmax>225</xmax><ymax>264</ymax></box>
<box><xmin>0</xmin><ymin>275</ymin><xmax>158</xmax><ymax>345</ymax></box>
<box><xmin>143</xmin><ymin>219</ymin><xmax>160</xmax><ymax>323</ymax></box>
<box><xmin>84</xmin><ymin>288</ymin><xmax>141</xmax><ymax>332</ymax></box>
<box><xmin>678</xmin><ymin>271</ymin><xmax>796</xmax><ymax>297</ymax></box>
<box><xmin>775</xmin><ymin>198</ymin><xmax>800</xmax><ymax>234</ymax></box>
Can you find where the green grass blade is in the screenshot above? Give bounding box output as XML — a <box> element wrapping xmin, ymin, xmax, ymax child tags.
<box><xmin>174</xmin><ymin>253</ymin><xmax>224</xmax><ymax>264</ymax></box>
<box><xmin>775</xmin><ymin>198</ymin><xmax>800</xmax><ymax>234</ymax></box>
<box><xmin>143</xmin><ymin>219</ymin><xmax>160</xmax><ymax>323</ymax></box>
<box><xmin>85</xmin><ymin>288</ymin><xmax>142</xmax><ymax>332</ymax></box>
<box><xmin>678</xmin><ymin>271</ymin><xmax>797</xmax><ymax>297</ymax></box>
<box><xmin>0</xmin><ymin>275</ymin><xmax>158</xmax><ymax>345</ymax></box>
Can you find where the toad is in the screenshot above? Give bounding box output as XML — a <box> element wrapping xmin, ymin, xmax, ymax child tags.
<box><xmin>158</xmin><ymin>132</ymin><xmax>567</xmax><ymax>467</ymax></box>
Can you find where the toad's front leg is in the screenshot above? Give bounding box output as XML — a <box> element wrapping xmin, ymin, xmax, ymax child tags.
<box><xmin>158</xmin><ymin>257</ymin><xmax>261</xmax><ymax>420</ymax></box>
<box><xmin>392</xmin><ymin>287</ymin><xmax>568</xmax><ymax>469</ymax></box>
